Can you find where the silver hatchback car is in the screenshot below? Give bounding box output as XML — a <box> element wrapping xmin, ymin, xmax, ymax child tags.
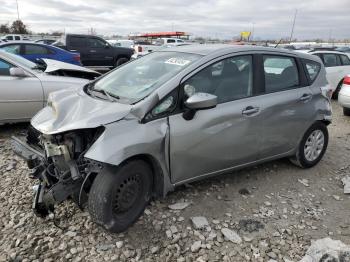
<box><xmin>13</xmin><ymin>45</ymin><xmax>332</xmax><ymax>233</ymax></box>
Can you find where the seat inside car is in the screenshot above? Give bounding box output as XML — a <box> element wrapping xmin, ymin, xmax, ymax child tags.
<box><xmin>214</xmin><ymin>61</ymin><xmax>249</xmax><ymax>103</ymax></box>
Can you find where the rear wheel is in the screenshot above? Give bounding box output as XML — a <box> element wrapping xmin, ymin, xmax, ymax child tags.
<box><xmin>344</xmin><ymin>107</ymin><xmax>350</xmax><ymax>116</ymax></box>
<box><xmin>88</xmin><ymin>160</ymin><xmax>152</xmax><ymax>233</ymax></box>
<box><xmin>290</xmin><ymin>122</ymin><xmax>328</xmax><ymax>168</ymax></box>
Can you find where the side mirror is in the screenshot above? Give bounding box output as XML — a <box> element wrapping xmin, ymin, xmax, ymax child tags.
<box><xmin>105</xmin><ymin>43</ymin><xmax>110</xmax><ymax>49</ymax></box>
<box><xmin>183</xmin><ymin>93</ymin><xmax>217</xmax><ymax>120</ymax></box>
<box><xmin>185</xmin><ymin>93</ymin><xmax>218</xmax><ymax>110</ymax></box>
<box><xmin>10</xmin><ymin>67</ymin><xmax>27</xmax><ymax>77</ymax></box>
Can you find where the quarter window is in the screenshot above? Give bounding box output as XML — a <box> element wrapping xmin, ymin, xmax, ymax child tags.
<box><xmin>24</xmin><ymin>45</ymin><xmax>48</xmax><ymax>55</ymax></box>
<box><xmin>0</xmin><ymin>59</ymin><xmax>13</xmax><ymax>76</ymax></box>
<box><xmin>263</xmin><ymin>56</ymin><xmax>299</xmax><ymax>93</ymax></box>
<box><xmin>323</xmin><ymin>53</ymin><xmax>341</xmax><ymax>67</ymax></box>
<box><xmin>304</xmin><ymin>60</ymin><xmax>321</xmax><ymax>83</ymax></box>
<box><xmin>183</xmin><ymin>55</ymin><xmax>253</xmax><ymax>104</ymax></box>
<box><xmin>340</xmin><ymin>55</ymin><xmax>350</xmax><ymax>66</ymax></box>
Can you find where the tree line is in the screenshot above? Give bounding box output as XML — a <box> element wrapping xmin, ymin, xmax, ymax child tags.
<box><xmin>0</xmin><ymin>20</ymin><xmax>30</xmax><ymax>34</ymax></box>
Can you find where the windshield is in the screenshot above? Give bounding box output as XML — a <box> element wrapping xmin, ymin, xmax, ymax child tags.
<box><xmin>92</xmin><ymin>51</ymin><xmax>202</xmax><ymax>104</ymax></box>
<box><xmin>0</xmin><ymin>50</ymin><xmax>39</xmax><ymax>70</ymax></box>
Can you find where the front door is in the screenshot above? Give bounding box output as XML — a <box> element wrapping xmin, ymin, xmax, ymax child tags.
<box><xmin>86</xmin><ymin>38</ymin><xmax>114</xmax><ymax>67</ymax></box>
<box><xmin>169</xmin><ymin>55</ymin><xmax>263</xmax><ymax>184</ymax></box>
<box><xmin>0</xmin><ymin>59</ymin><xmax>43</xmax><ymax>122</ymax></box>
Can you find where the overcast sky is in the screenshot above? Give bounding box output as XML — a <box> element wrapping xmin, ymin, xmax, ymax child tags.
<box><xmin>0</xmin><ymin>0</ymin><xmax>349</xmax><ymax>40</ymax></box>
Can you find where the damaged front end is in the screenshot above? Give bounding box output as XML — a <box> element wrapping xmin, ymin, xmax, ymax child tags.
<box><xmin>12</xmin><ymin>126</ymin><xmax>105</xmax><ymax>217</ymax></box>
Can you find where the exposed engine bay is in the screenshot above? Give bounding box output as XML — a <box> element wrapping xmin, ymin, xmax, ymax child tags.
<box><xmin>12</xmin><ymin>126</ymin><xmax>105</xmax><ymax>217</ymax></box>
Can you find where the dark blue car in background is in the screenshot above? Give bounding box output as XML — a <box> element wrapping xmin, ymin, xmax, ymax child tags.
<box><xmin>0</xmin><ymin>42</ymin><xmax>82</xmax><ymax>66</ymax></box>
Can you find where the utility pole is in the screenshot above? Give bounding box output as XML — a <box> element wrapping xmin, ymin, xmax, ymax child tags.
<box><xmin>16</xmin><ymin>0</ymin><xmax>20</xmax><ymax>20</ymax></box>
<box><xmin>251</xmin><ymin>22</ymin><xmax>255</xmax><ymax>42</ymax></box>
<box><xmin>289</xmin><ymin>9</ymin><xmax>297</xmax><ymax>43</ymax></box>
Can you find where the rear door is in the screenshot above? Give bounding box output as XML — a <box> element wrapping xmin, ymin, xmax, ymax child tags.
<box><xmin>0</xmin><ymin>58</ymin><xmax>43</xmax><ymax>122</ymax></box>
<box><xmin>67</xmin><ymin>36</ymin><xmax>90</xmax><ymax>65</ymax></box>
<box><xmin>321</xmin><ymin>53</ymin><xmax>343</xmax><ymax>90</ymax></box>
<box><xmin>169</xmin><ymin>54</ymin><xmax>264</xmax><ymax>184</ymax></box>
<box><xmin>22</xmin><ymin>44</ymin><xmax>52</xmax><ymax>63</ymax></box>
<box><xmin>259</xmin><ymin>54</ymin><xmax>315</xmax><ymax>158</ymax></box>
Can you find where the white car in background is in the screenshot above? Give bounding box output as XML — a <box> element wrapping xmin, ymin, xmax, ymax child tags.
<box><xmin>309</xmin><ymin>51</ymin><xmax>350</xmax><ymax>99</ymax></box>
<box><xmin>0</xmin><ymin>51</ymin><xmax>95</xmax><ymax>124</ymax></box>
<box><xmin>338</xmin><ymin>76</ymin><xmax>350</xmax><ymax>115</ymax></box>
<box><xmin>106</xmin><ymin>39</ymin><xmax>134</xmax><ymax>48</ymax></box>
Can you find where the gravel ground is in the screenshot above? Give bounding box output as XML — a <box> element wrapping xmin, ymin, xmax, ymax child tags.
<box><xmin>0</xmin><ymin>101</ymin><xmax>349</xmax><ymax>262</ymax></box>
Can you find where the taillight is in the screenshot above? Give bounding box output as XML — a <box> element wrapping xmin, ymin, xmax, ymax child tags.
<box><xmin>343</xmin><ymin>76</ymin><xmax>350</xmax><ymax>85</ymax></box>
<box><xmin>73</xmin><ymin>54</ymin><xmax>81</xmax><ymax>62</ymax></box>
<box><xmin>138</xmin><ymin>46</ymin><xmax>143</xmax><ymax>52</ymax></box>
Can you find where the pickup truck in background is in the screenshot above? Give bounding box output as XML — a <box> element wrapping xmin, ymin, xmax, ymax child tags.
<box><xmin>132</xmin><ymin>38</ymin><xmax>189</xmax><ymax>58</ymax></box>
<box><xmin>53</xmin><ymin>34</ymin><xmax>134</xmax><ymax>69</ymax></box>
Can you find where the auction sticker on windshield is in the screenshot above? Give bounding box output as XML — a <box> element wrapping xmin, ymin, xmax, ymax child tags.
<box><xmin>165</xmin><ymin>58</ymin><xmax>191</xmax><ymax>66</ymax></box>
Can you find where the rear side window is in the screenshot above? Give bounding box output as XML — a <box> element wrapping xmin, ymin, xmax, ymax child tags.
<box><xmin>303</xmin><ymin>59</ymin><xmax>321</xmax><ymax>83</ymax></box>
<box><xmin>1</xmin><ymin>44</ymin><xmax>21</xmax><ymax>54</ymax></box>
<box><xmin>24</xmin><ymin>45</ymin><xmax>49</xmax><ymax>55</ymax></box>
<box><xmin>323</xmin><ymin>53</ymin><xmax>341</xmax><ymax>67</ymax></box>
<box><xmin>340</xmin><ymin>55</ymin><xmax>350</xmax><ymax>66</ymax></box>
<box><xmin>263</xmin><ymin>55</ymin><xmax>299</xmax><ymax>93</ymax></box>
<box><xmin>70</xmin><ymin>36</ymin><xmax>87</xmax><ymax>47</ymax></box>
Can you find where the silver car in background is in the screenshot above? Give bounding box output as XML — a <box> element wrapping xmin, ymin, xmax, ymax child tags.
<box><xmin>0</xmin><ymin>51</ymin><xmax>99</xmax><ymax>124</ymax></box>
<box><xmin>13</xmin><ymin>45</ymin><xmax>332</xmax><ymax>233</ymax></box>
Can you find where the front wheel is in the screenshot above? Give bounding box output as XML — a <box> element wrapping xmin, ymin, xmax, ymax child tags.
<box><xmin>88</xmin><ymin>160</ymin><xmax>153</xmax><ymax>233</ymax></box>
<box><xmin>115</xmin><ymin>57</ymin><xmax>129</xmax><ymax>67</ymax></box>
<box><xmin>290</xmin><ymin>122</ymin><xmax>328</xmax><ymax>168</ymax></box>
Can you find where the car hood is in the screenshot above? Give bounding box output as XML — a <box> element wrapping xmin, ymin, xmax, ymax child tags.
<box><xmin>42</xmin><ymin>58</ymin><xmax>101</xmax><ymax>76</ymax></box>
<box><xmin>31</xmin><ymin>87</ymin><xmax>133</xmax><ymax>135</ymax></box>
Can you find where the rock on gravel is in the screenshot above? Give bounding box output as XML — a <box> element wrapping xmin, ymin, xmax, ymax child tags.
<box><xmin>191</xmin><ymin>241</ymin><xmax>202</xmax><ymax>252</ymax></box>
<box><xmin>300</xmin><ymin>238</ymin><xmax>350</xmax><ymax>262</ymax></box>
<box><xmin>221</xmin><ymin>228</ymin><xmax>242</xmax><ymax>244</ymax></box>
<box><xmin>168</xmin><ymin>202</ymin><xmax>190</xmax><ymax>210</ymax></box>
<box><xmin>191</xmin><ymin>216</ymin><xmax>210</xmax><ymax>231</ymax></box>
<box><xmin>341</xmin><ymin>176</ymin><xmax>350</xmax><ymax>194</ymax></box>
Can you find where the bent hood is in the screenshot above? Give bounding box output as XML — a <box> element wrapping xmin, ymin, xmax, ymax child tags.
<box><xmin>42</xmin><ymin>58</ymin><xmax>101</xmax><ymax>76</ymax></box>
<box><xmin>31</xmin><ymin>87</ymin><xmax>133</xmax><ymax>135</ymax></box>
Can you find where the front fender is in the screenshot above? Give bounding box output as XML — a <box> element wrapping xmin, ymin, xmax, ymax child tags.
<box><xmin>84</xmin><ymin>117</ymin><xmax>172</xmax><ymax>194</ymax></box>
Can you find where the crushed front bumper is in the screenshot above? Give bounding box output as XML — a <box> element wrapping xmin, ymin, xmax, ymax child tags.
<box><xmin>11</xmin><ymin>136</ymin><xmax>53</xmax><ymax>216</ymax></box>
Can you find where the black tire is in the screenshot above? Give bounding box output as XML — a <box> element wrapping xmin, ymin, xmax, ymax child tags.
<box><xmin>290</xmin><ymin>122</ymin><xmax>328</xmax><ymax>168</ymax></box>
<box><xmin>115</xmin><ymin>57</ymin><xmax>129</xmax><ymax>67</ymax></box>
<box><xmin>88</xmin><ymin>160</ymin><xmax>152</xmax><ymax>233</ymax></box>
<box><xmin>344</xmin><ymin>107</ymin><xmax>350</xmax><ymax>116</ymax></box>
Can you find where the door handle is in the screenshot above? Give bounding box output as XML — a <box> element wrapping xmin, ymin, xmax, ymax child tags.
<box><xmin>299</xmin><ymin>93</ymin><xmax>313</xmax><ymax>102</ymax></box>
<box><xmin>90</xmin><ymin>50</ymin><xmax>97</xmax><ymax>53</ymax></box>
<box><xmin>242</xmin><ymin>106</ymin><xmax>260</xmax><ymax>116</ymax></box>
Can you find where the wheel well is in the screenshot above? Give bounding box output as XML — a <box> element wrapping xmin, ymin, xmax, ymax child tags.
<box><xmin>116</xmin><ymin>55</ymin><xmax>130</xmax><ymax>62</ymax></box>
<box><xmin>318</xmin><ymin>119</ymin><xmax>331</xmax><ymax>126</ymax></box>
<box><xmin>120</xmin><ymin>154</ymin><xmax>164</xmax><ymax>198</ymax></box>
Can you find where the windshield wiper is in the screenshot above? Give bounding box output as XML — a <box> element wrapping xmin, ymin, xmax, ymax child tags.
<box><xmin>91</xmin><ymin>88</ymin><xmax>120</xmax><ymax>102</ymax></box>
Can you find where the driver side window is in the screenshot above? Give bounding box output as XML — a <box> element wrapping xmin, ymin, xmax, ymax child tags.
<box><xmin>182</xmin><ymin>55</ymin><xmax>253</xmax><ymax>104</ymax></box>
<box><xmin>0</xmin><ymin>59</ymin><xmax>13</xmax><ymax>76</ymax></box>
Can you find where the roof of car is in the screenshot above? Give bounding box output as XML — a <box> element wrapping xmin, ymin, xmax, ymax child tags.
<box><xmin>309</xmin><ymin>50</ymin><xmax>347</xmax><ymax>55</ymax></box>
<box><xmin>164</xmin><ymin>44</ymin><xmax>305</xmax><ymax>56</ymax></box>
